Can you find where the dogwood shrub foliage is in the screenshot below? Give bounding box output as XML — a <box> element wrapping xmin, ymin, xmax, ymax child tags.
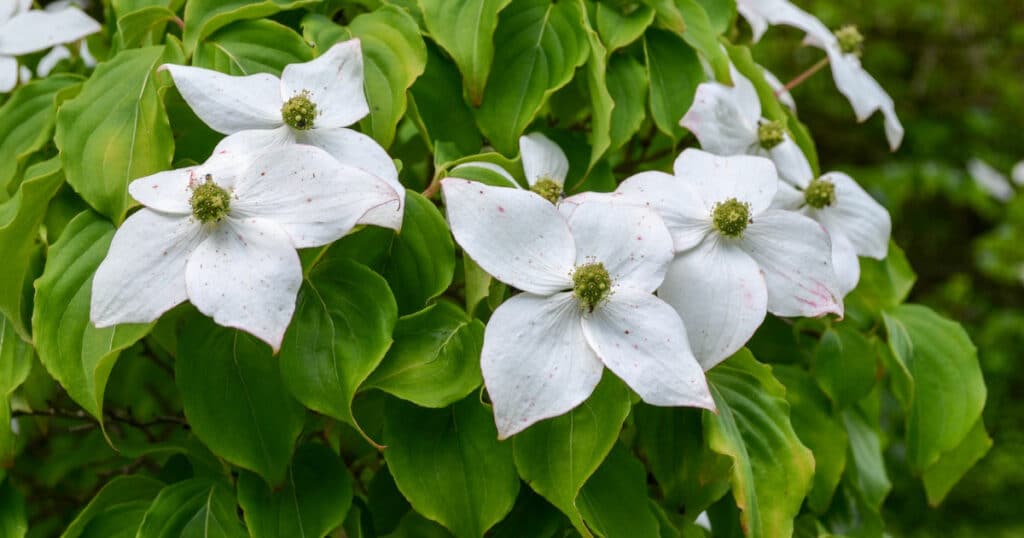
<box><xmin>0</xmin><ymin>0</ymin><xmax>989</xmax><ymax>536</ymax></box>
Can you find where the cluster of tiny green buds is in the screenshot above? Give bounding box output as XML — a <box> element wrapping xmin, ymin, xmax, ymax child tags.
<box><xmin>712</xmin><ymin>198</ymin><xmax>752</xmax><ymax>237</ymax></box>
<box><xmin>572</xmin><ymin>262</ymin><xmax>612</xmax><ymax>312</ymax></box>
<box><xmin>835</xmin><ymin>25</ymin><xmax>864</xmax><ymax>56</ymax></box>
<box><xmin>281</xmin><ymin>90</ymin><xmax>318</xmax><ymax>130</ymax></box>
<box><xmin>190</xmin><ymin>175</ymin><xmax>231</xmax><ymax>223</ymax></box>
<box><xmin>804</xmin><ymin>178</ymin><xmax>837</xmax><ymax>209</ymax></box>
<box><xmin>530</xmin><ymin>178</ymin><xmax>563</xmax><ymax>204</ymax></box>
<box><xmin>757</xmin><ymin>120</ymin><xmax>785</xmax><ymax>150</ymax></box>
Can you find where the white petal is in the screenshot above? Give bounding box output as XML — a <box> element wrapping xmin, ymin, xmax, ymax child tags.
<box><xmin>736</xmin><ymin>2</ymin><xmax>768</xmax><ymax>42</ymax></box>
<box><xmin>582</xmin><ymin>289</ymin><xmax>714</xmax><ymax>409</ymax></box>
<box><xmin>739</xmin><ymin>0</ymin><xmax>832</xmax><ymax>44</ymax></box>
<box><xmin>449</xmin><ymin>161</ymin><xmax>519</xmax><ymax>188</ymax></box>
<box><xmin>1011</xmin><ymin>160</ymin><xmax>1024</xmax><ymax>186</ymax></box>
<box><xmin>0</xmin><ymin>56</ymin><xmax>17</xmax><ymax>93</ymax></box>
<box><xmin>299</xmin><ymin>126</ymin><xmax>404</xmax><ymax>229</ymax></box>
<box><xmin>441</xmin><ymin>179</ymin><xmax>575</xmax><ymax>294</ymax></box>
<box><xmin>202</xmin><ymin>127</ymin><xmax>296</xmax><ymax>189</ymax></box>
<box><xmin>567</xmin><ymin>202</ymin><xmax>673</xmax><ymax>294</ymax></box>
<box><xmin>231</xmin><ymin>145</ymin><xmax>399</xmax><ymax>248</ymax></box>
<box><xmin>770</xmin><ymin>179</ymin><xmax>804</xmax><ymax>210</ymax></box>
<box><xmin>162</xmin><ymin>64</ymin><xmax>283</xmax><ymax>134</ymax></box>
<box><xmin>967</xmin><ymin>158</ymin><xmax>1012</xmax><ymax>201</ymax></box>
<box><xmin>91</xmin><ymin>210</ymin><xmax>203</xmax><ymax>327</ymax></box>
<box><xmin>281</xmin><ymin>39</ymin><xmax>368</xmax><ymax>129</ymax></box>
<box><xmin>658</xmin><ymin>237</ymin><xmax>768</xmax><ymax>369</ymax></box>
<box><xmin>616</xmin><ymin>171</ymin><xmax>712</xmax><ymax>252</ymax></box>
<box><xmin>811</xmin><ymin>172</ymin><xmax>891</xmax><ymax>259</ymax></box>
<box><xmin>767</xmin><ymin>135</ymin><xmax>814</xmax><ymax>187</ymax></box>
<box><xmin>825</xmin><ymin>47</ymin><xmax>903</xmax><ymax>151</ymax></box>
<box><xmin>830</xmin><ymin>232</ymin><xmax>860</xmax><ymax>296</ymax></box>
<box><xmin>36</xmin><ymin>45</ymin><xmax>70</xmax><ymax>77</ymax></box>
<box><xmin>680</xmin><ymin>81</ymin><xmax>759</xmax><ymax>155</ymax></box>
<box><xmin>482</xmin><ymin>292</ymin><xmax>603</xmax><ymax>439</ymax></box>
<box><xmin>740</xmin><ymin>209</ymin><xmax>843</xmax><ymax>317</ymax></box>
<box><xmin>185</xmin><ymin>217</ymin><xmax>301</xmax><ymax>351</ymax></box>
<box><xmin>128</xmin><ymin>169</ymin><xmax>195</xmax><ymax>214</ymax></box>
<box><xmin>520</xmin><ymin>132</ymin><xmax>569</xmax><ymax>186</ymax></box>
<box><xmin>0</xmin><ymin>8</ymin><xmax>100</xmax><ymax>56</ymax></box>
<box><xmin>673</xmin><ymin>149</ymin><xmax>778</xmax><ymax>216</ymax></box>
<box><xmin>762</xmin><ymin>67</ymin><xmax>796</xmax><ymax>111</ymax></box>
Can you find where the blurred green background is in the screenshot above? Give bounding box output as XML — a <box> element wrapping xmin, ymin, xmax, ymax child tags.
<box><xmin>755</xmin><ymin>1</ymin><xmax>1024</xmax><ymax>535</ymax></box>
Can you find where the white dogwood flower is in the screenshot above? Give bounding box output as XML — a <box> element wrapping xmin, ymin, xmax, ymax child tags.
<box><xmin>442</xmin><ymin>179</ymin><xmax>713</xmax><ymax>438</ymax></box>
<box><xmin>161</xmin><ymin>39</ymin><xmax>404</xmax><ymax>230</ymax></box>
<box><xmin>0</xmin><ymin>0</ymin><xmax>99</xmax><ymax>92</ymax></box>
<box><xmin>967</xmin><ymin>159</ymin><xmax>1014</xmax><ymax>202</ymax></box>
<box><xmin>735</xmin><ymin>0</ymin><xmax>903</xmax><ymax>150</ymax></box>
<box><xmin>451</xmin><ymin>132</ymin><xmax>569</xmax><ymax>203</ymax></box>
<box><xmin>681</xmin><ymin>66</ymin><xmax>813</xmax><ymax>186</ymax></box>
<box><xmin>773</xmin><ymin>171</ymin><xmax>891</xmax><ymax>295</ymax></box>
<box><xmin>90</xmin><ymin>131</ymin><xmax>401</xmax><ymax>351</ymax></box>
<box><xmin>617</xmin><ymin>149</ymin><xmax>843</xmax><ymax>369</ymax></box>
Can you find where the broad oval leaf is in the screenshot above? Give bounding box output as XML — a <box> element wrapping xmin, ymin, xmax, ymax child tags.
<box><xmin>136</xmin><ymin>478</ymin><xmax>246</xmax><ymax>538</ymax></box>
<box><xmin>177</xmin><ymin>317</ymin><xmax>306</xmax><ymax>485</ymax></box>
<box><xmin>577</xmin><ymin>443</ymin><xmax>660</xmax><ymax>538</ymax></box>
<box><xmin>512</xmin><ymin>374</ymin><xmax>631</xmax><ymax>537</ymax></box>
<box><xmin>238</xmin><ymin>443</ymin><xmax>354</xmax><ymax>538</ymax></box>
<box><xmin>279</xmin><ymin>257</ymin><xmax>397</xmax><ymax>438</ymax></box>
<box><xmin>62</xmin><ymin>475</ymin><xmax>165</xmax><ymax>538</ymax></box>
<box><xmin>814</xmin><ymin>326</ymin><xmax>877</xmax><ymax>408</ymax></box>
<box><xmin>54</xmin><ymin>45</ymin><xmax>180</xmax><ymax>224</ymax></box>
<box><xmin>364</xmin><ymin>301</ymin><xmax>484</xmax><ymax>408</ymax></box>
<box><xmin>595</xmin><ymin>2</ymin><xmax>655</xmax><ymax>53</ymax></box>
<box><xmin>193</xmin><ymin>19</ymin><xmax>312</xmax><ymax>76</ymax></box>
<box><xmin>606</xmin><ymin>54</ymin><xmax>647</xmax><ymax>155</ymax></box>
<box><xmin>32</xmin><ymin>210</ymin><xmax>152</xmax><ymax>424</ymax></box>
<box><xmin>0</xmin><ymin>315</ymin><xmax>32</xmax><ymax>465</ymax></box>
<box><xmin>383</xmin><ymin>396</ymin><xmax>519</xmax><ymax>538</ymax></box>
<box><xmin>408</xmin><ymin>42</ymin><xmax>484</xmax><ymax>158</ymax></box>
<box><xmin>644</xmin><ymin>28</ymin><xmax>703</xmax><ymax>140</ymax></box>
<box><xmin>183</xmin><ymin>0</ymin><xmax>317</xmax><ymax>54</ymax></box>
<box><xmin>705</xmin><ymin>349</ymin><xmax>815</xmax><ymax>538</ymax></box>
<box><xmin>474</xmin><ymin>0</ymin><xmax>590</xmax><ymax>155</ymax></box>
<box><xmin>674</xmin><ymin>0</ymin><xmax>731</xmax><ymax>82</ymax></box>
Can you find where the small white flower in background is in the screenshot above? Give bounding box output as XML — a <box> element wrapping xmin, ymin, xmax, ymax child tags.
<box><xmin>967</xmin><ymin>158</ymin><xmax>1014</xmax><ymax>202</ymax></box>
<box><xmin>736</xmin><ymin>0</ymin><xmax>903</xmax><ymax>151</ymax></box>
<box><xmin>161</xmin><ymin>40</ymin><xmax>405</xmax><ymax>230</ymax></box>
<box><xmin>616</xmin><ymin>149</ymin><xmax>843</xmax><ymax>369</ymax></box>
<box><xmin>1013</xmin><ymin>161</ymin><xmax>1024</xmax><ymax>186</ymax></box>
<box><xmin>442</xmin><ymin>179</ymin><xmax>713</xmax><ymax>438</ymax></box>
<box><xmin>0</xmin><ymin>0</ymin><xmax>100</xmax><ymax>92</ymax></box>
<box><xmin>90</xmin><ymin>131</ymin><xmax>401</xmax><ymax>351</ymax></box>
<box><xmin>773</xmin><ymin>171</ymin><xmax>891</xmax><ymax>295</ymax></box>
<box><xmin>681</xmin><ymin>65</ymin><xmax>813</xmax><ymax>186</ymax></box>
<box><xmin>452</xmin><ymin>132</ymin><xmax>569</xmax><ymax>203</ymax></box>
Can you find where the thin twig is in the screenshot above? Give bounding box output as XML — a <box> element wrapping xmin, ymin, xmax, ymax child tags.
<box><xmin>778</xmin><ymin>56</ymin><xmax>831</xmax><ymax>95</ymax></box>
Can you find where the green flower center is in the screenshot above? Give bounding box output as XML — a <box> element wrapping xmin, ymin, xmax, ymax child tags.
<box><xmin>804</xmin><ymin>178</ymin><xmax>837</xmax><ymax>209</ymax></box>
<box><xmin>712</xmin><ymin>198</ymin><xmax>751</xmax><ymax>237</ymax></box>
<box><xmin>530</xmin><ymin>178</ymin><xmax>562</xmax><ymax>204</ymax></box>
<box><xmin>281</xmin><ymin>90</ymin><xmax>318</xmax><ymax>130</ymax></box>
<box><xmin>757</xmin><ymin>120</ymin><xmax>785</xmax><ymax>150</ymax></box>
<box><xmin>835</xmin><ymin>25</ymin><xmax>864</xmax><ymax>56</ymax></box>
<box><xmin>190</xmin><ymin>175</ymin><xmax>231</xmax><ymax>223</ymax></box>
<box><xmin>572</xmin><ymin>262</ymin><xmax>612</xmax><ymax>312</ymax></box>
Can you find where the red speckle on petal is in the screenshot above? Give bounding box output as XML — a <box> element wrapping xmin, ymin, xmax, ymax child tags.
<box><xmin>498</xmin><ymin>206</ymin><xmax>505</xmax><ymax>213</ymax></box>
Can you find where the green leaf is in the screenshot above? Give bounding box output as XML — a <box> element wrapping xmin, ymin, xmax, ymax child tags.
<box><xmin>279</xmin><ymin>257</ymin><xmax>396</xmax><ymax>439</ymax></box>
<box><xmin>595</xmin><ymin>3</ymin><xmax>655</xmax><ymax>53</ymax></box>
<box><xmin>489</xmin><ymin>488</ymin><xmax>566</xmax><ymax>538</ymax></box>
<box><xmin>62</xmin><ymin>475</ymin><xmax>165</xmax><ymax>538</ymax></box>
<box><xmin>183</xmin><ymin>0</ymin><xmax>317</xmax><ymax>54</ymax></box>
<box><xmin>921</xmin><ymin>417</ymin><xmax>992</xmax><ymax>506</ymax></box>
<box><xmin>0</xmin><ymin>157</ymin><xmax>65</xmax><ymax>338</ymax></box>
<box><xmin>177</xmin><ymin>317</ymin><xmax>306</xmax><ymax>485</ymax></box>
<box><xmin>644</xmin><ymin>29</ymin><xmax>702</xmax><ymax>139</ymax></box>
<box><xmin>0</xmin><ymin>74</ymin><xmax>81</xmax><ymax>195</ymax></box>
<box><xmin>418</xmin><ymin>0</ymin><xmax>511</xmax><ymax>106</ymax></box>
<box><xmin>137</xmin><ymin>478</ymin><xmax>246</xmax><ymax>538</ymax></box>
<box><xmin>882</xmin><ymin>305</ymin><xmax>986</xmax><ymax>471</ymax></box>
<box><xmin>582</xmin><ymin>10</ymin><xmax>613</xmax><ymax>171</ymax></box>
<box><xmin>606</xmin><ymin>54</ymin><xmax>647</xmax><ymax>154</ymax></box>
<box><xmin>512</xmin><ymin>374</ymin><xmax>631</xmax><ymax>536</ymax></box>
<box><xmin>474</xmin><ymin>0</ymin><xmax>590</xmax><ymax>154</ymax></box>
<box><xmin>117</xmin><ymin>6</ymin><xmax>178</xmax><ymax>49</ymax></box>
<box><xmin>365</xmin><ymin>301</ymin><xmax>483</xmax><ymax>408</ymax></box>
<box><xmin>194</xmin><ymin>19</ymin><xmax>312</xmax><ymax>76</ymax></box>
<box><xmin>694</xmin><ymin>0</ymin><xmax>736</xmax><ymax>35</ymax></box>
<box><xmin>847</xmin><ymin>242</ymin><xmax>915</xmax><ymax>317</ymax></box>
<box><xmin>0</xmin><ymin>478</ymin><xmax>26</xmax><ymax>538</ymax></box>
<box><xmin>644</xmin><ymin>0</ymin><xmax>685</xmax><ymax>33</ymax></box>
<box><xmin>32</xmin><ymin>211</ymin><xmax>152</xmax><ymax>424</ymax></box>
<box><xmin>383</xmin><ymin>396</ymin><xmax>519</xmax><ymax>538</ymax></box>
<box><xmin>0</xmin><ymin>316</ymin><xmax>32</xmax><ymax>466</ymax></box>
<box><xmin>349</xmin><ymin>6</ymin><xmax>428</xmax><ymax>149</ymax></box>
<box><xmin>54</xmin><ymin>45</ymin><xmax>180</xmax><ymax>224</ymax></box>
<box><xmin>238</xmin><ymin>443</ymin><xmax>354</xmax><ymax>538</ymax></box>
<box><xmin>814</xmin><ymin>326</ymin><xmax>877</xmax><ymax>408</ymax></box>
<box><xmin>577</xmin><ymin>443</ymin><xmax>660</xmax><ymax>538</ymax></box>
<box><xmin>384</xmin><ymin>192</ymin><xmax>455</xmax><ymax>313</ymax></box>
<box><xmin>674</xmin><ymin>0</ymin><xmax>731</xmax><ymax>82</ymax></box>
<box><xmin>774</xmin><ymin>366</ymin><xmax>848</xmax><ymax>514</ymax></box>
<box><xmin>842</xmin><ymin>406</ymin><xmax>891</xmax><ymax>509</ymax></box>
<box><xmin>408</xmin><ymin>42</ymin><xmax>483</xmax><ymax>157</ymax></box>
<box><xmin>705</xmin><ymin>350</ymin><xmax>815</xmax><ymax>538</ymax></box>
